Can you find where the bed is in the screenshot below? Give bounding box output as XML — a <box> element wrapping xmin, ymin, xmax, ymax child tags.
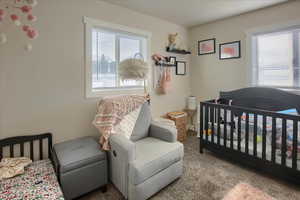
<box><xmin>0</xmin><ymin>133</ymin><xmax>64</xmax><ymax>200</ymax></box>
<box><xmin>199</xmin><ymin>87</ymin><xmax>300</xmax><ymax>184</ymax></box>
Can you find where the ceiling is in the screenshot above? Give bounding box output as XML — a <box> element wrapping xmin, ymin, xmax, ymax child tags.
<box><xmin>99</xmin><ymin>0</ymin><xmax>289</xmax><ymax>27</ymax></box>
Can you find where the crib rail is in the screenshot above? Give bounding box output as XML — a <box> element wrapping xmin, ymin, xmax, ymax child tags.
<box><xmin>0</xmin><ymin>133</ymin><xmax>53</xmax><ymax>161</ymax></box>
<box><xmin>200</xmin><ymin>100</ymin><xmax>300</xmax><ymax>172</ymax></box>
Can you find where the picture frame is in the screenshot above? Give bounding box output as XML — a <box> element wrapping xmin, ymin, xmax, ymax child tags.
<box><xmin>168</xmin><ymin>56</ymin><xmax>176</xmax><ymax>65</ymax></box>
<box><xmin>219</xmin><ymin>41</ymin><xmax>241</xmax><ymax>60</ymax></box>
<box><xmin>176</xmin><ymin>61</ymin><xmax>186</xmax><ymax>75</ymax></box>
<box><xmin>198</xmin><ymin>38</ymin><xmax>216</xmax><ymax>55</ymax></box>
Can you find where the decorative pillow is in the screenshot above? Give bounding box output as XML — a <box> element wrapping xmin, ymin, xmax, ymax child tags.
<box><xmin>114</xmin><ymin>105</ymin><xmax>142</xmax><ymax>139</ymax></box>
<box><xmin>130</xmin><ymin>103</ymin><xmax>152</xmax><ymax>141</ymax></box>
<box><xmin>0</xmin><ymin>157</ymin><xmax>32</xmax><ymax>180</ymax></box>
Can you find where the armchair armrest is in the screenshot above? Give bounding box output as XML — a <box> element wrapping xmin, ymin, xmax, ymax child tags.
<box><xmin>109</xmin><ymin>135</ymin><xmax>135</xmax><ymax>198</ymax></box>
<box><xmin>109</xmin><ymin>134</ymin><xmax>136</xmax><ymax>162</ymax></box>
<box><xmin>149</xmin><ymin>122</ymin><xmax>177</xmax><ymax>142</ymax></box>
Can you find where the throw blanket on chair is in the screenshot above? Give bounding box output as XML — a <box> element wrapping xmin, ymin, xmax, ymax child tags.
<box><xmin>93</xmin><ymin>95</ymin><xmax>146</xmax><ymax>150</ymax></box>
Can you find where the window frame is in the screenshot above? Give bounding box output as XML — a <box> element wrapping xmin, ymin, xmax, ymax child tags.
<box><xmin>246</xmin><ymin>20</ymin><xmax>300</xmax><ymax>91</ymax></box>
<box><xmin>83</xmin><ymin>16</ymin><xmax>152</xmax><ymax>98</ymax></box>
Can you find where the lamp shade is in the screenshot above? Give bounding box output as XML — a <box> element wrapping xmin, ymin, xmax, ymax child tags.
<box><xmin>118</xmin><ymin>58</ymin><xmax>149</xmax><ymax>80</ymax></box>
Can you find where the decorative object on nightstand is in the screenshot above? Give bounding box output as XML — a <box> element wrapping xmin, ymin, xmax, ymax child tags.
<box><xmin>185</xmin><ymin>96</ymin><xmax>197</xmax><ymax>135</ymax></box>
<box><xmin>184</xmin><ymin>109</ymin><xmax>197</xmax><ymax>135</ymax></box>
<box><xmin>166</xmin><ymin>111</ymin><xmax>187</xmax><ymax>142</ymax></box>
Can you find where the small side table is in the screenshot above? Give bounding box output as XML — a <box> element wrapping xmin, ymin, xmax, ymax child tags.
<box><xmin>184</xmin><ymin>109</ymin><xmax>197</xmax><ymax>136</ymax></box>
<box><xmin>166</xmin><ymin>112</ymin><xmax>188</xmax><ymax>143</ymax></box>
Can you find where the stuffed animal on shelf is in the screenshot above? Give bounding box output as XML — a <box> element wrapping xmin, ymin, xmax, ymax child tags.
<box><xmin>167</xmin><ymin>33</ymin><xmax>178</xmax><ymax>51</ymax></box>
<box><xmin>167</xmin><ymin>33</ymin><xmax>187</xmax><ymax>51</ymax></box>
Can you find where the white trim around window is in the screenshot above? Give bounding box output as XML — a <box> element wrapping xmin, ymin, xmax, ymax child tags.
<box><xmin>83</xmin><ymin>16</ymin><xmax>152</xmax><ymax>98</ymax></box>
<box><xmin>246</xmin><ymin>20</ymin><xmax>300</xmax><ymax>90</ymax></box>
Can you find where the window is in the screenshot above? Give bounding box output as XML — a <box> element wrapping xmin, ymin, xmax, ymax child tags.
<box><xmin>84</xmin><ymin>17</ymin><xmax>151</xmax><ymax>98</ymax></box>
<box><xmin>251</xmin><ymin>27</ymin><xmax>300</xmax><ymax>89</ymax></box>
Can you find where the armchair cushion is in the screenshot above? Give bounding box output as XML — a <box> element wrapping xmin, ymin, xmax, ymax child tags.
<box><xmin>149</xmin><ymin>122</ymin><xmax>177</xmax><ymax>143</ymax></box>
<box><xmin>130</xmin><ymin>103</ymin><xmax>151</xmax><ymax>142</ymax></box>
<box><xmin>129</xmin><ymin>137</ymin><xmax>184</xmax><ymax>185</ymax></box>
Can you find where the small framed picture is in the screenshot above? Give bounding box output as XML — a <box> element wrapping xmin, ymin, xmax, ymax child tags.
<box><xmin>219</xmin><ymin>41</ymin><xmax>241</xmax><ymax>60</ymax></box>
<box><xmin>176</xmin><ymin>61</ymin><xmax>186</xmax><ymax>75</ymax></box>
<box><xmin>198</xmin><ymin>38</ymin><xmax>216</xmax><ymax>55</ymax></box>
<box><xmin>168</xmin><ymin>56</ymin><xmax>176</xmax><ymax>65</ymax></box>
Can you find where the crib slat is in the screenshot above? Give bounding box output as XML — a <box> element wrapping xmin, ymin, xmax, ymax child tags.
<box><xmin>238</xmin><ymin>116</ymin><xmax>241</xmax><ymax>151</ymax></box>
<box><xmin>210</xmin><ymin>106</ymin><xmax>215</xmax><ymax>143</ymax></box>
<box><xmin>253</xmin><ymin>114</ymin><xmax>258</xmax><ymax>157</ymax></box>
<box><xmin>230</xmin><ymin>111</ymin><xmax>234</xmax><ymax>149</ymax></box>
<box><xmin>245</xmin><ymin>113</ymin><xmax>249</xmax><ymax>154</ymax></box>
<box><xmin>39</xmin><ymin>138</ymin><xmax>43</xmax><ymax>160</ymax></box>
<box><xmin>271</xmin><ymin>117</ymin><xmax>276</xmax><ymax>163</ymax></box>
<box><xmin>48</xmin><ymin>131</ymin><xmax>53</xmax><ymax>159</ymax></box>
<box><xmin>217</xmin><ymin>107</ymin><xmax>221</xmax><ymax>145</ymax></box>
<box><xmin>30</xmin><ymin>141</ymin><xmax>34</xmax><ymax>161</ymax></box>
<box><xmin>10</xmin><ymin>144</ymin><xmax>14</xmax><ymax>157</ymax></box>
<box><xmin>262</xmin><ymin>115</ymin><xmax>267</xmax><ymax>160</ymax></box>
<box><xmin>292</xmin><ymin>120</ymin><xmax>298</xmax><ymax>169</ymax></box>
<box><xmin>281</xmin><ymin>119</ymin><xmax>287</xmax><ymax>166</ymax></box>
<box><xmin>205</xmin><ymin>105</ymin><xmax>209</xmax><ymax>142</ymax></box>
<box><xmin>20</xmin><ymin>142</ymin><xmax>24</xmax><ymax>157</ymax></box>
<box><xmin>224</xmin><ymin>109</ymin><xmax>227</xmax><ymax>147</ymax></box>
<box><xmin>200</xmin><ymin>104</ymin><xmax>204</xmax><ymax>152</ymax></box>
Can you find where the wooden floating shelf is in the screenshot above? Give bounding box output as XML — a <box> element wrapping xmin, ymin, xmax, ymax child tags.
<box><xmin>166</xmin><ymin>47</ymin><xmax>191</xmax><ymax>55</ymax></box>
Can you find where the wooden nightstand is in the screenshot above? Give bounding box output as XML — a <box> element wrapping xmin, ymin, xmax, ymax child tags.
<box><xmin>166</xmin><ymin>112</ymin><xmax>188</xmax><ymax>142</ymax></box>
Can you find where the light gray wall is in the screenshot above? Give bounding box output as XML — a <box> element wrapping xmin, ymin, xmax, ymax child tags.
<box><xmin>0</xmin><ymin>0</ymin><xmax>191</xmax><ymax>142</ymax></box>
<box><xmin>189</xmin><ymin>1</ymin><xmax>300</xmax><ymax>102</ymax></box>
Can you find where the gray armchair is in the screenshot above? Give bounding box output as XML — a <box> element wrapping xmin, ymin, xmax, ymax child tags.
<box><xmin>108</xmin><ymin>103</ymin><xmax>184</xmax><ymax>200</ymax></box>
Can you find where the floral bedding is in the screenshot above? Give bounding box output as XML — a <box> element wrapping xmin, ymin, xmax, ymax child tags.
<box><xmin>0</xmin><ymin>159</ymin><xmax>64</xmax><ymax>200</ymax></box>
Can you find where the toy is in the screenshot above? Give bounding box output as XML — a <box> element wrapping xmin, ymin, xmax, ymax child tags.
<box><xmin>256</xmin><ymin>136</ymin><xmax>262</xmax><ymax>143</ymax></box>
<box><xmin>203</xmin><ymin>129</ymin><xmax>212</xmax><ymax>135</ymax></box>
<box><xmin>167</xmin><ymin>33</ymin><xmax>178</xmax><ymax>51</ymax></box>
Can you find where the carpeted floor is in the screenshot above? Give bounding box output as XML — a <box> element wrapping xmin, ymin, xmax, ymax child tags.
<box><xmin>80</xmin><ymin>136</ymin><xmax>300</xmax><ymax>200</ymax></box>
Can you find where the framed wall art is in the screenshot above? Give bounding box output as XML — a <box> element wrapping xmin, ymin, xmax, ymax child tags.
<box><xmin>219</xmin><ymin>41</ymin><xmax>241</xmax><ymax>60</ymax></box>
<box><xmin>198</xmin><ymin>38</ymin><xmax>216</xmax><ymax>55</ymax></box>
<box><xmin>176</xmin><ymin>61</ymin><xmax>186</xmax><ymax>75</ymax></box>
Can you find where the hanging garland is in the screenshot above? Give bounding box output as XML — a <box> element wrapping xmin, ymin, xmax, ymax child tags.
<box><xmin>0</xmin><ymin>0</ymin><xmax>38</xmax><ymax>51</ymax></box>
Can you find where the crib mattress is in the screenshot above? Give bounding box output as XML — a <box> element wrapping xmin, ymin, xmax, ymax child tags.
<box><xmin>205</xmin><ymin>136</ymin><xmax>300</xmax><ymax>170</ymax></box>
<box><xmin>0</xmin><ymin>159</ymin><xmax>64</xmax><ymax>200</ymax></box>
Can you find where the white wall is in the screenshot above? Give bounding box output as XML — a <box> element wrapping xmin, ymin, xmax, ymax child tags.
<box><xmin>0</xmin><ymin>0</ymin><xmax>191</xmax><ymax>142</ymax></box>
<box><xmin>189</xmin><ymin>1</ymin><xmax>300</xmax><ymax>101</ymax></box>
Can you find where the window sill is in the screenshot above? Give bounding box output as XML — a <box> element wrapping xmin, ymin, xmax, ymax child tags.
<box><xmin>86</xmin><ymin>87</ymin><xmax>145</xmax><ymax>99</ymax></box>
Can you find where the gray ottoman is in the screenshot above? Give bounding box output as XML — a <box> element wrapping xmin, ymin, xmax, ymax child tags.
<box><xmin>53</xmin><ymin>137</ymin><xmax>107</xmax><ymax>200</ymax></box>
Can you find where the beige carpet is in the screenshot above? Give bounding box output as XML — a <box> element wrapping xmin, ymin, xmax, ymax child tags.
<box><xmin>222</xmin><ymin>183</ymin><xmax>274</xmax><ymax>200</ymax></box>
<box><xmin>80</xmin><ymin>136</ymin><xmax>300</xmax><ymax>200</ymax></box>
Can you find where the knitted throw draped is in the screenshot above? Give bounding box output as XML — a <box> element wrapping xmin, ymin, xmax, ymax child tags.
<box><xmin>93</xmin><ymin>95</ymin><xmax>146</xmax><ymax>150</ymax></box>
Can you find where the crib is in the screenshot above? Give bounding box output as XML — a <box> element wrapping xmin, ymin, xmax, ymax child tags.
<box><xmin>199</xmin><ymin>87</ymin><xmax>300</xmax><ymax>184</ymax></box>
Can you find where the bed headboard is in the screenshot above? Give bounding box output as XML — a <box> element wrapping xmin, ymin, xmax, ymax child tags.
<box><xmin>219</xmin><ymin>87</ymin><xmax>300</xmax><ymax>113</ymax></box>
